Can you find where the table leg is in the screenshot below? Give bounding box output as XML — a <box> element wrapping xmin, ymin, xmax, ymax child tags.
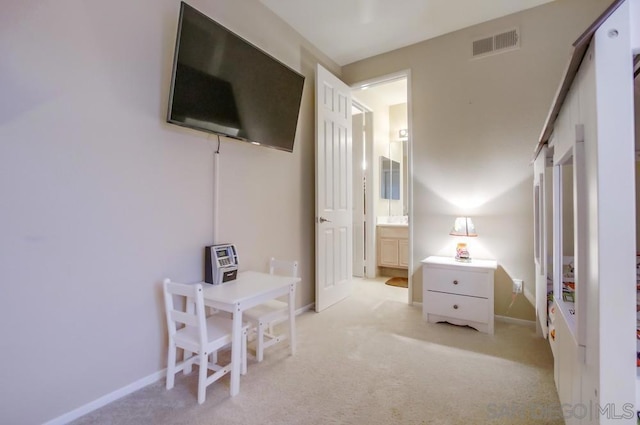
<box><xmin>230</xmin><ymin>306</ymin><xmax>242</xmax><ymax>396</ymax></box>
<box><xmin>288</xmin><ymin>283</ymin><xmax>296</xmax><ymax>356</ymax></box>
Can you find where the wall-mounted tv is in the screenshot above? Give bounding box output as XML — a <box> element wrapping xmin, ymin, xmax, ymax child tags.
<box><xmin>167</xmin><ymin>2</ymin><xmax>305</xmax><ymax>152</ymax></box>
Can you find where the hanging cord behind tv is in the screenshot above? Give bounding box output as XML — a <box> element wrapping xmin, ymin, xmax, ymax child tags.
<box><xmin>212</xmin><ymin>134</ymin><xmax>221</xmax><ymax>243</ymax></box>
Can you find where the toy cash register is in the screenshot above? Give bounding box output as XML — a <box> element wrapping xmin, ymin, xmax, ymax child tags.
<box><xmin>205</xmin><ymin>243</ymin><xmax>238</xmax><ymax>285</ymax></box>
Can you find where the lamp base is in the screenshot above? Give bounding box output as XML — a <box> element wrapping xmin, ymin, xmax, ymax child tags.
<box><xmin>455</xmin><ymin>243</ymin><xmax>470</xmax><ymax>262</ymax></box>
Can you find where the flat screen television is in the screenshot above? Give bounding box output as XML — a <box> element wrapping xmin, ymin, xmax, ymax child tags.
<box><xmin>167</xmin><ymin>2</ymin><xmax>305</xmax><ymax>152</ymax></box>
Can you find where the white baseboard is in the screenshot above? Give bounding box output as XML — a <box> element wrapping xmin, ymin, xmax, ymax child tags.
<box><xmin>45</xmin><ymin>305</ymin><xmax>314</xmax><ymax>424</ymax></box>
<box><xmin>495</xmin><ymin>314</ymin><xmax>536</xmax><ymax>328</ymax></box>
<box><xmin>297</xmin><ymin>302</ymin><xmax>314</xmax><ymax>314</ymax></box>
<box><xmin>44</xmin><ymin>369</ymin><xmax>166</xmax><ymax>425</ymax></box>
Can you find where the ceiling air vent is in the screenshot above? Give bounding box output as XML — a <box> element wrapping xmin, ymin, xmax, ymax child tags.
<box><xmin>472</xmin><ymin>28</ymin><xmax>520</xmax><ymax>59</ymax></box>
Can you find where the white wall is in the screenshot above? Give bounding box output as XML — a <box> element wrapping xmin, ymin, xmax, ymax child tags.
<box><xmin>342</xmin><ymin>0</ymin><xmax>612</xmax><ymax>320</ymax></box>
<box><xmin>0</xmin><ymin>0</ymin><xmax>338</xmax><ymax>423</ymax></box>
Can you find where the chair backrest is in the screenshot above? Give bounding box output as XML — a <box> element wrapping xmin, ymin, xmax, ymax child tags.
<box><xmin>163</xmin><ymin>279</ymin><xmax>207</xmax><ymax>346</ymax></box>
<box><xmin>269</xmin><ymin>257</ymin><xmax>298</xmax><ymax>278</ymax></box>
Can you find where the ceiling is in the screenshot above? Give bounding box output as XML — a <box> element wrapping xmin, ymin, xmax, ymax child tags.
<box><xmin>353</xmin><ymin>78</ymin><xmax>408</xmax><ymax>110</ymax></box>
<box><xmin>260</xmin><ymin>0</ymin><xmax>557</xmax><ymax>66</ymax></box>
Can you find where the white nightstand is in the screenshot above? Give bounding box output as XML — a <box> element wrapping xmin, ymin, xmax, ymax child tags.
<box><xmin>421</xmin><ymin>256</ymin><xmax>497</xmax><ymax>334</ymax></box>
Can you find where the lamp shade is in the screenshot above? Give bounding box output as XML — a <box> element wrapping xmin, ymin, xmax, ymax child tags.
<box><xmin>449</xmin><ymin>217</ymin><xmax>478</xmax><ymax>237</ymax></box>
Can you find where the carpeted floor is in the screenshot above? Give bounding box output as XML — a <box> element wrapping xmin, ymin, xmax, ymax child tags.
<box><xmin>69</xmin><ymin>277</ymin><xmax>562</xmax><ymax>425</ymax></box>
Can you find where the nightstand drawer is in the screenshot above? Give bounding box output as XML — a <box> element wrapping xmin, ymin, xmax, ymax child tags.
<box><xmin>421</xmin><ymin>256</ymin><xmax>497</xmax><ymax>334</ymax></box>
<box><xmin>425</xmin><ymin>267</ymin><xmax>490</xmax><ymax>298</ymax></box>
<box><xmin>425</xmin><ymin>291</ymin><xmax>489</xmax><ymax>323</ymax></box>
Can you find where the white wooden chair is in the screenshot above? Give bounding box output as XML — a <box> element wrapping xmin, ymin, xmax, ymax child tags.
<box><xmin>163</xmin><ymin>278</ymin><xmax>248</xmax><ymax>404</ymax></box>
<box><xmin>243</xmin><ymin>258</ymin><xmax>298</xmax><ymax>362</ymax></box>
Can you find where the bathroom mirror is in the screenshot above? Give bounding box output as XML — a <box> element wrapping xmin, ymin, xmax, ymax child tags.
<box><xmin>380</xmin><ymin>156</ymin><xmax>400</xmax><ymax>200</ymax></box>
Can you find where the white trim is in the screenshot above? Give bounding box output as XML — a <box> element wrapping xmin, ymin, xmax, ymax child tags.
<box><xmin>297</xmin><ymin>302</ymin><xmax>314</xmax><ymax>315</ymax></box>
<box><xmin>350</xmin><ymin>69</ymin><xmax>409</xmax><ymax>91</ymax></box>
<box><xmin>495</xmin><ymin>315</ymin><xmax>536</xmax><ymax>328</ymax></box>
<box><xmin>406</xmin><ymin>69</ymin><xmax>414</xmax><ymax>306</ymax></box>
<box><xmin>43</xmin><ymin>369</ymin><xmax>166</xmax><ymax>425</ymax></box>
<box><xmin>349</xmin><ymin>69</ymin><xmax>413</xmax><ymax>301</ymax></box>
<box><xmin>631</xmin><ymin>0</ymin><xmax>639</xmax><ymax>53</ymax></box>
<box><xmin>46</xmin><ymin>305</ymin><xmax>314</xmax><ymax>424</ymax></box>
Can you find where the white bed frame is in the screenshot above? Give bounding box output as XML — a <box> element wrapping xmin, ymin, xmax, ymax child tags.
<box><xmin>533</xmin><ymin>0</ymin><xmax>639</xmax><ymax>423</ymax></box>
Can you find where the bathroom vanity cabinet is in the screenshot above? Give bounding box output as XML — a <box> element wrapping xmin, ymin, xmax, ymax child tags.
<box><xmin>376</xmin><ymin>225</ymin><xmax>408</xmax><ymax>269</ymax></box>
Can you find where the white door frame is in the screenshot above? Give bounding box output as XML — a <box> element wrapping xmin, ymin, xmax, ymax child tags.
<box><xmin>351</xmin><ymin>100</ymin><xmax>372</xmax><ymax>279</ymax></box>
<box><xmin>350</xmin><ymin>69</ymin><xmax>414</xmax><ymax>304</ymax></box>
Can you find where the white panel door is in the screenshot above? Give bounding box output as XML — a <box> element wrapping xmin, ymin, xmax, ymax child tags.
<box><xmin>315</xmin><ymin>64</ymin><xmax>352</xmax><ymax>312</ymax></box>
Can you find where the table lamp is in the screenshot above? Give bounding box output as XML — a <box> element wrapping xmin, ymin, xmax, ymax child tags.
<box><xmin>449</xmin><ymin>217</ymin><xmax>477</xmax><ymax>262</ymax></box>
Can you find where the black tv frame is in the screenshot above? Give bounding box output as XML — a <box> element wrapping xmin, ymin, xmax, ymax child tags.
<box><xmin>166</xmin><ymin>2</ymin><xmax>305</xmax><ymax>153</ymax></box>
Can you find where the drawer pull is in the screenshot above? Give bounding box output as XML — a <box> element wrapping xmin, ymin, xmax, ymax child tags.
<box><xmin>453</xmin><ymin>280</ymin><xmax>459</xmax><ymax>285</ymax></box>
<box><xmin>453</xmin><ymin>304</ymin><xmax>459</xmax><ymax>310</ymax></box>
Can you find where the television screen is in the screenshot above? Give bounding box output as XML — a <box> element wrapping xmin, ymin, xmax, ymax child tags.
<box><xmin>167</xmin><ymin>2</ymin><xmax>305</xmax><ymax>152</ymax></box>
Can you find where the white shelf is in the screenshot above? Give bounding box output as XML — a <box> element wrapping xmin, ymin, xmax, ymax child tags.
<box><xmin>554</xmin><ymin>296</ymin><xmax>578</xmax><ymax>346</ymax></box>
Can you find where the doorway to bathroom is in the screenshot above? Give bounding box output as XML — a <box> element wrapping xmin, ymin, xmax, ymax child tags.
<box><xmin>351</xmin><ymin>72</ymin><xmax>412</xmax><ymax>303</ymax></box>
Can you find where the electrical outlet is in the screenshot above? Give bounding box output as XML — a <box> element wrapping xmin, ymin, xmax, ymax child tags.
<box><xmin>512</xmin><ymin>279</ymin><xmax>523</xmax><ymax>294</ymax></box>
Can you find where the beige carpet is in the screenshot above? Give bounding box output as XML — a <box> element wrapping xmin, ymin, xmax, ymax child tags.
<box><xmin>70</xmin><ymin>277</ymin><xmax>562</xmax><ymax>425</ymax></box>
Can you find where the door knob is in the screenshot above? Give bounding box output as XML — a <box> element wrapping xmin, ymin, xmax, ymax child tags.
<box><xmin>319</xmin><ymin>217</ymin><xmax>332</xmax><ymax>223</ymax></box>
